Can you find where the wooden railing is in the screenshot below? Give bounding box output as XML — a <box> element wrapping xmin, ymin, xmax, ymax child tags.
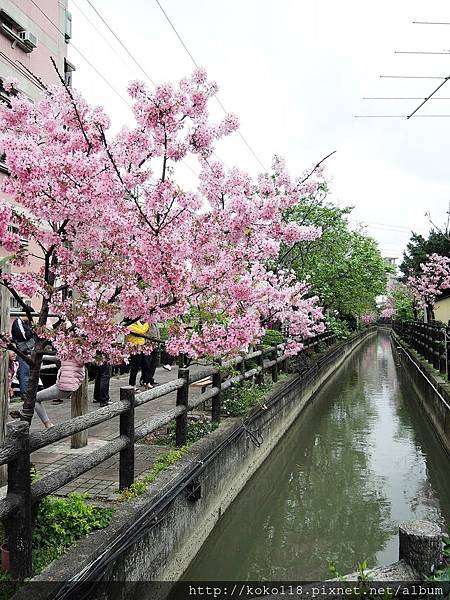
<box><xmin>392</xmin><ymin>320</ymin><xmax>449</xmax><ymax>378</ymax></box>
<box><xmin>0</xmin><ymin>330</ymin><xmax>336</xmax><ymax>579</ymax></box>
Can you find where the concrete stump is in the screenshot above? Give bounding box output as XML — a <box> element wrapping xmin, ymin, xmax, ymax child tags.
<box><xmin>399</xmin><ymin>520</ymin><xmax>443</xmax><ymax>577</ymax></box>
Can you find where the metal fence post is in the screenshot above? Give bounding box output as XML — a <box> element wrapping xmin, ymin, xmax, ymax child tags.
<box><xmin>5</xmin><ymin>421</ymin><xmax>32</xmax><ymax>580</ymax></box>
<box><xmin>176</xmin><ymin>368</ymin><xmax>189</xmax><ymax>447</ymax></box>
<box><xmin>119</xmin><ymin>386</ymin><xmax>135</xmax><ymax>491</ymax></box>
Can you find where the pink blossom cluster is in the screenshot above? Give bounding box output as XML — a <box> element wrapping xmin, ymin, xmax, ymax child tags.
<box><xmin>0</xmin><ymin>68</ymin><xmax>326</xmax><ymax>363</ymax></box>
<box><xmin>407</xmin><ymin>253</ymin><xmax>450</xmax><ymax>307</ymax></box>
<box><xmin>361</xmin><ymin>313</ymin><xmax>377</xmax><ymax>325</ymax></box>
<box><xmin>380</xmin><ymin>306</ymin><xmax>394</xmax><ymax>319</ymax></box>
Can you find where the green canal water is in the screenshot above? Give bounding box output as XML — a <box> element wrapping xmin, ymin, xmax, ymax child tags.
<box><xmin>184</xmin><ymin>332</ymin><xmax>450</xmax><ymax>580</ymax></box>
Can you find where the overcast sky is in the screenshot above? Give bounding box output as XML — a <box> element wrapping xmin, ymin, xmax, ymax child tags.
<box><xmin>67</xmin><ymin>0</ymin><xmax>450</xmax><ymax>262</ymax></box>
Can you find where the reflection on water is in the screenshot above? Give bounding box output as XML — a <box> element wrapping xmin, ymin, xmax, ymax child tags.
<box><xmin>183</xmin><ymin>332</ymin><xmax>450</xmax><ymax>580</ymax></box>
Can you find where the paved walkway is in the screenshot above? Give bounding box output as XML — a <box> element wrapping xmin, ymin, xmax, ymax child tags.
<box><xmin>9</xmin><ymin>365</ymin><xmax>212</xmax><ymax>501</ymax></box>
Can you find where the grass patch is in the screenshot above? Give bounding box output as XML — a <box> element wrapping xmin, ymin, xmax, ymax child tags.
<box><xmin>118</xmin><ymin>448</ymin><xmax>186</xmax><ymax>501</ymax></box>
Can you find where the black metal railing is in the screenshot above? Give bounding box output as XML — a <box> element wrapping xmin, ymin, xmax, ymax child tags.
<box><xmin>392</xmin><ymin>320</ymin><xmax>449</xmax><ymax>377</ymax></box>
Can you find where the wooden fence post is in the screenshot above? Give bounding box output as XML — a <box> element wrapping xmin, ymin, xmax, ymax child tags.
<box><xmin>439</xmin><ymin>327</ymin><xmax>446</xmax><ymax>375</ymax></box>
<box><xmin>271</xmin><ymin>347</ymin><xmax>278</xmax><ymax>383</ymax></box>
<box><xmin>240</xmin><ymin>355</ymin><xmax>246</xmax><ymax>378</ymax></box>
<box><xmin>399</xmin><ymin>520</ymin><xmax>442</xmax><ymax>578</ymax></box>
<box><xmin>5</xmin><ymin>421</ymin><xmax>32</xmax><ymax>580</ymax></box>
<box><xmin>71</xmin><ymin>369</ymin><xmax>88</xmax><ymax>449</ymax></box>
<box><xmin>0</xmin><ymin>266</ymin><xmax>10</xmax><ymax>486</ymax></box>
<box><xmin>176</xmin><ymin>368</ymin><xmax>189</xmax><ymax>447</ymax></box>
<box><xmin>119</xmin><ymin>386</ymin><xmax>135</xmax><ymax>491</ymax></box>
<box><xmin>211</xmin><ymin>370</ymin><xmax>222</xmax><ymax>424</ymax></box>
<box><xmin>256</xmin><ymin>345</ymin><xmax>264</xmax><ymax>386</ymax></box>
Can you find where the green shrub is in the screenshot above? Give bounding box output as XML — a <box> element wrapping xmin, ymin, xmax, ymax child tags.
<box><xmin>326</xmin><ymin>315</ymin><xmax>350</xmax><ymax>340</ymax></box>
<box><xmin>222</xmin><ymin>381</ymin><xmax>271</xmax><ymax>416</ymax></box>
<box><xmin>0</xmin><ymin>494</ymin><xmax>112</xmax><ymax>598</ymax></box>
<box><xmin>32</xmin><ymin>494</ymin><xmax>112</xmax><ymax>574</ymax></box>
<box><xmin>262</xmin><ymin>329</ymin><xmax>284</xmax><ymax>347</ymax></box>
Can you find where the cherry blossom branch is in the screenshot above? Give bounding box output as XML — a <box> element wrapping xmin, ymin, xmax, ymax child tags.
<box><xmin>0</xmin><ymin>334</ymin><xmax>33</xmax><ymax>365</ymax></box>
<box><xmin>296</xmin><ymin>150</ymin><xmax>336</xmax><ymax>187</ymax></box>
<box><xmin>0</xmin><ymin>278</ymin><xmax>33</xmax><ymax>321</ymax></box>
<box><xmin>51</xmin><ymin>57</ymin><xmax>93</xmax><ymax>156</ymax></box>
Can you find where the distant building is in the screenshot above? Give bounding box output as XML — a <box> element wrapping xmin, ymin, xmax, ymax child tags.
<box><xmin>433</xmin><ymin>291</ymin><xmax>450</xmax><ymax>325</ymax></box>
<box><xmin>0</xmin><ymin>0</ymin><xmax>74</xmax><ymax>311</ymax></box>
<box><xmin>383</xmin><ymin>257</ymin><xmax>397</xmax><ymax>291</ymax></box>
<box><xmin>376</xmin><ymin>257</ymin><xmax>398</xmax><ymax>309</ymax></box>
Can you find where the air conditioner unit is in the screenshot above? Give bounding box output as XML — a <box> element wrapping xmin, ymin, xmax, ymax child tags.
<box><xmin>19</xmin><ymin>30</ymin><xmax>37</xmax><ymax>49</ymax></box>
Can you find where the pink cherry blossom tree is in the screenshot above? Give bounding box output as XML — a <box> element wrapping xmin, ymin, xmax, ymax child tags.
<box><xmin>360</xmin><ymin>313</ymin><xmax>377</xmax><ymax>326</ymax></box>
<box><xmin>0</xmin><ymin>69</ymin><xmax>325</xmax><ymax>421</ymax></box>
<box><xmin>380</xmin><ymin>305</ymin><xmax>394</xmax><ymax>319</ymax></box>
<box><xmin>406</xmin><ymin>253</ymin><xmax>450</xmax><ymax>316</ymax></box>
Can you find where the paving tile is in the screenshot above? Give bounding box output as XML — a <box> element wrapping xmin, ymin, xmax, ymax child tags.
<box><xmin>11</xmin><ymin>365</ymin><xmax>213</xmax><ymax>498</ymax></box>
<box><xmin>31</xmin><ymin>452</ymin><xmax>68</xmax><ymax>464</ymax></box>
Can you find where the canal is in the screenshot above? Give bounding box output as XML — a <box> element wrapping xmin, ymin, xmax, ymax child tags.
<box><xmin>184</xmin><ymin>331</ymin><xmax>450</xmax><ymax>580</ymax></box>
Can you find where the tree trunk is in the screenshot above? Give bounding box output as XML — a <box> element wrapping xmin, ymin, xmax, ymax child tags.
<box><xmin>21</xmin><ymin>339</ymin><xmax>45</xmax><ymax>422</ymax></box>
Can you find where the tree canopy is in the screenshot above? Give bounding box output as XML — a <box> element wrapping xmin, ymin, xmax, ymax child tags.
<box><xmin>279</xmin><ymin>197</ymin><xmax>388</xmax><ymax>320</ymax></box>
<box><xmin>400</xmin><ymin>230</ymin><xmax>450</xmax><ymax>281</ymax></box>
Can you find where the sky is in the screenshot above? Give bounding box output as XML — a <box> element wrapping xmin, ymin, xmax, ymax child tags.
<box><xmin>67</xmin><ymin>0</ymin><xmax>450</xmax><ymax>263</ymax></box>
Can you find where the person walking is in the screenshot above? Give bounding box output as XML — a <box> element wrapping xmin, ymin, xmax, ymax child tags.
<box><xmin>7</xmin><ymin>350</ymin><xmax>18</xmax><ymax>398</ymax></box>
<box><xmin>10</xmin><ymin>358</ymin><xmax>85</xmax><ymax>429</ymax></box>
<box><xmin>141</xmin><ymin>323</ymin><xmax>160</xmax><ymax>386</ymax></box>
<box><xmin>93</xmin><ymin>363</ymin><xmax>112</xmax><ymax>407</ymax></box>
<box><xmin>127</xmin><ymin>320</ymin><xmax>150</xmax><ymax>389</ymax></box>
<box><xmin>11</xmin><ymin>315</ymin><xmax>35</xmax><ymax>401</ymax></box>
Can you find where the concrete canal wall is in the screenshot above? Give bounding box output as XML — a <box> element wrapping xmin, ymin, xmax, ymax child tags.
<box><xmin>19</xmin><ymin>328</ymin><xmax>376</xmax><ymax>600</ymax></box>
<box><xmin>393</xmin><ymin>332</ymin><xmax>450</xmax><ymax>456</ymax></box>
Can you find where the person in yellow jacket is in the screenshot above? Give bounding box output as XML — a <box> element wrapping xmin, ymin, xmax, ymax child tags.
<box><xmin>127</xmin><ymin>321</ymin><xmax>151</xmax><ymax>388</ymax></box>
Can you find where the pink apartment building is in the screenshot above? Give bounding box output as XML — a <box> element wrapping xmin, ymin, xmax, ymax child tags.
<box><xmin>0</xmin><ymin>0</ymin><xmax>74</xmax><ymax>311</ymax></box>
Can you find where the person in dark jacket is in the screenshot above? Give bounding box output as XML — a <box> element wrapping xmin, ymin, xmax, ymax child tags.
<box><xmin>93</xmin><ymin>364</ymin><xmax>112</xmax><ymax>407</ymax></box>
<box><xmin>11</xmin><ymin>316</ymin><xmax>34</xmax><ymax>400</ymax></box>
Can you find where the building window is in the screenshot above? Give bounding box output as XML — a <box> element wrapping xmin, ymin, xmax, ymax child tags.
<box><xmin>0</xmin><ymin>9</ymin><xmax>37</xmax><ymax>53</ymax></box>
<box><xmin>0</xmin><ymin>78</ymin><xmax>17</xmax><ymax>107</ymax></box>
<box><xmin>64</xmin><ymin>59</ymin><xmax>76</xmax><ymax>88</ymax></box>
<box><xmin>7</xmin><ymin>224</ymin><xmax>29</xmax><ymax>250</ymax></box>
<box><xmin>64</xmin><ymin>10</ymin><xmax>72</xmax><ymax>43</ymax></box>
<box><xmin>10</xmin><ymin>296</ymin><xmax>31</xmax><ymax>310</ymax></box>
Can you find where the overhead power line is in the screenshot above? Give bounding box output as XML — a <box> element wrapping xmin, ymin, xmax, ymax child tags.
<box><xmin>395</xmin><ymin>50</ymin><xmax>450</xmax><ymax>55</ymax></box>
<box><xmin>355</xmin><ymin>114</ymin><xmax>450</xmax><ymax>118</ymax></box>
<box><xmin>406</xmin><ymin>76</ymin><xmax>450</xmax><ymax>119</ymax></box>
<box><xmin>28</xmin><ymin>0</ymin><xmax>131</xmax><ymax>106</ymax></box>
<box><xmin>363</xmin><ymin>97</ymin><xmax>450</xmax><ymax>100</ymax></box>
<box><xmin>25</xmin><ymin>0</ymin><xmax>202</xmax><ymax>177</ymax></box>
<box><xmin>154</xmin><ymin>0</ymin><xmax>267</xmax><ymax>171</ymax></box>
<box><xmin>80</xmin><ymin>1</ymin><xmax>225</xmax><ymax>169</ymax></box>
<box><xmin>380</xmin><ymin>75</ymin><xmax>446</xmax><ymax>79</ymax></box>
<box><xmin>84</xmin><ymin>0</ymin><xmax>156</xmax><ymax>87</ymax></box>
<box><xmin>413</xmin><ymin>21</ymin><xmax>450</xmax><ymax>26</ymax></box>
<box><xmin>71</xmin><ymin>0</ymin><xmax>139</xmax><ymax>77</ymax></box>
